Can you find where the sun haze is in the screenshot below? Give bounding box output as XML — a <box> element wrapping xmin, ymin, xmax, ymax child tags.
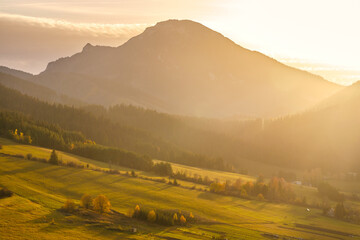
<box><xmin>1</xmin><ymin>0</ymin><xmax>359</xmax><ymax>84</ymax></box>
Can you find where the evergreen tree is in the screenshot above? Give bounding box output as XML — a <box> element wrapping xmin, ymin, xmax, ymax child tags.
<box><xmin>335</xmin><ymin>202</ymin><xmax>346</xmax><ymax>219</ymax></box>
<box><xmin>49</xmin><ymin>149</ymin><xmax>59</xmax><ymax>165</ymax></box>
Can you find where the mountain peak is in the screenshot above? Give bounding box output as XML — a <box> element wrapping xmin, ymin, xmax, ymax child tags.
<box><xmin>82</xmin><ymin>43</ymin><xmax>94</xmax><ymax>52</ymax></box>
<box><xmin>141</xmin><ymin>19</ymin><xmax>221</xmax><ymax>38</ymax></box>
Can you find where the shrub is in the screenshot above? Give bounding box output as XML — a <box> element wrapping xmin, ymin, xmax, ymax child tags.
<box><xmin>152</xmin><ymin>162</ymin><xmax>173</xmax><ymax>176</ymax></box>
<box><xmin>26</xmin><ymin>153</ymin><xmax>32</xmax><ymax>160</ymax></box>
<box><xmin>147</xmin><ymin>210</ymin><xmax>156</xmax><ymax>222</ymax></box>
<box><xmin>93</xmin><ymin>194</ymin><xmax>111</xmax><ymax>214</ymax></box>
<box><xmin>63</xmin><ymin>199</ymin><xmax>77</xmax><ymax>213</ymax></box>
<box><xmin>80</xmin><ymin>194</ymin><xmax>93</xmax><ymax>209</ymax></box>
<box><xmin>0</xmin><ymin>187</ymin><xmax>13</xmax><ymax>199</ymax></box>
<box><xmin>65</xmin><ymin>161</ymin><xmax>84</xmax><ymax>168</ymax></box>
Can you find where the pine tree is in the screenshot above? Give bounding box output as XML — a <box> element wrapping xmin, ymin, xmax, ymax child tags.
<box><xmin>49</xmin><ymin>149</ymin><xmax>59</xmax><ymax>165</ymax></box>
<box><xmin>335</xmin><ymin>202</ymin><xmax>346</xmax><ymax>219</ymax></box>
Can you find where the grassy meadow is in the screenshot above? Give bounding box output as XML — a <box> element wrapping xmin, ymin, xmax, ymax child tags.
<box><xmin>0</xmin><ymin>138</ymin><xmax>360</xmax><ymax>239</ymax></box>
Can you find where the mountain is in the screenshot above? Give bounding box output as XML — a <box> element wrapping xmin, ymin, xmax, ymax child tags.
<box><xmin>0</xmin><ymin>72</ymin><xmax>84</xmax><ymax>106</ymax></box>
<box><xmin>0</xmin><ymin>66</ymin><xmax>33</xmax><ymax>81</ymax></box>
<box><xmin>256</xmin><ymin>81</ymin><xmax>360</xmax><ymax>171</ymax></box>
<box><xmin>32</xmin><ymin>19</ymin><xmax>341</xmax><ymax>118</ymax></box>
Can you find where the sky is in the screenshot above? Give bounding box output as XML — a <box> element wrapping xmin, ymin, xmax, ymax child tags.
<box><xmin>1</xmin><ymin>0</ymin><xmax>359</xmax><ymax>85</ymax></box>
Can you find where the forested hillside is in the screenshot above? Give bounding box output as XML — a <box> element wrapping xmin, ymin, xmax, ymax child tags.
<box><xmin>255</xmin><ymin>81</ymin><xmax>360</xmax><ymax>172</ymax></box>
<box><xmin>0</xmin><ymin>84</ymin><xmax>230</xmax><ymax>171</ymax></box>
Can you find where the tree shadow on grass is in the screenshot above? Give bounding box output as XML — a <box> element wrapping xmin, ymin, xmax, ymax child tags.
<box><xmin>0</xmin><ymin>162</ymin><xmax>49</xmax><ymax>175</ymax></box>
<box><xmin>0</xmin><ymin>138</ymin><xmax>17</xmax><ymax>145</ymax></box>
<box><xmin>33</xmin><ymin>208</ymin><xmax>176</xmax><ymax>239</ymax></box>
<box><xmin>197</xmin><ymin>191</ymin><xmax>219</xmax><ymax>201</ymax></box>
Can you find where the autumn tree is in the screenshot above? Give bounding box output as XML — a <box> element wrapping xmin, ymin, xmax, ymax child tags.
<box><xmin>63</xmin><ymin>199</ymin><xmax>76</xmax><ymax>213</ymax></box>
<box><xmin>93</xmin><ymin>194</ymin><xmax>111</xmax><ymax>214</ymax></box>
<box><xmin>132</xmin><ymin>204</ymin><xmax>141</xmax><ymax>218</ymax></box>
<box><xmin>180</xmin><ymin>215</ymin><xmax>186</xmax><ymax>225</ymax></box>
<box><xmin>240</xmin><ymin>189</ymin><xmax>248</xmax><ymax>198</ymax></box>
<box><xmin>232</xmin><ymin>178</ymin><xmax>242</xmax><ymax>191</ymax></box>
<box><xmin>173</xmin><ymin>213</ymin><xmax>178</xmax><ymax>222</ymax></box>
<box><xmin>210</xmin><ymin>182</ymin><xmax>225</xmax><ymax>193</ymax></box>
<box><xmin>256</xmin><ymin>174</ymin><xmax>265</xmax><ymax>184</ymax></box>
<box><xmin>257</xmin><ymin>193</ymin><xmax>265</xmax><ymax>201</ymax></box>
<box><xmin>147</xmin><ymin>210</ymin><xmax>156</xmax><ymax>222</ymax></box>
<box><xmin>80</xmin><ymin>194</ymin><xmax>93</xmax><ymax>209</ymax></box>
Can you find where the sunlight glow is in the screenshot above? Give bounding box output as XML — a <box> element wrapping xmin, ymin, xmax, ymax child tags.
<box><xmin>0</xmin><ymin>0</ymin><xmax>359</xmax><ymax>84</ymax></box>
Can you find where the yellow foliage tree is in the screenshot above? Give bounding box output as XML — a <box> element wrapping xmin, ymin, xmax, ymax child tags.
<box><xmin>132</xmin><ymin>204</ymin><xmax>141</xmax><ymax>217</ymax></box>
<box><xmin>63</xmin><ymin>199</ymin><xmax>76</xmax><ymax>213</ymax></box>
<box><xmin>80</xmin><ymin>194</ymin><xmax>93</xmax><ymax>209</ymax></box>
<box><xmin>93</xmin><ymin>194</ymin><xmax>111</xmax><ymax>214</ymax></box>
<box><xmin>147</xmin><ymin>210</ymin><xmax>156</xmax><ymax>222</ymax></box>
<box><xmin>173</xmin><ymin>213</ymin><xmax>178</xmax><ymax>222</ymax></box>
<box><xmin>257</xmin><ymin>193</ymin><xmax>265</xmax><ymax>201</ymax></box>
<box><xmin>180</xmin><ymin>215</ymin><xmax>186</xmax><ymax>225</ymax></box>
<box><xmin>134</xmin><ymin>205</ymin><xmax>140</xmax><ymax>213</ymax></box>
<box><xmin>189</xmin><ymin>212</ymin><xmax>194</xmax><ymax>219</ymax></box>
<box><xmin>240</xmin><ymin>189</ymin><xmax>248</xmax><ymax>198</ymax></box>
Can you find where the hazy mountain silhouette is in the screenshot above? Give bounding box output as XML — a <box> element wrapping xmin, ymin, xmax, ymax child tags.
<box><xmin>32</xmin><ymin>19</ymin><xmax>340</xmax><ymax>117</ymax></box>
<box><xmin>0</xmin><ymin>66</ymin><xmax>33</xmax><ymax>80</ymax></box>
<box><xmin>0</xmin><ymin>71</ymin><xmax>84</xmax><ymax>106</ymax></box>
<box><xmin>258</xmin><ymin>80</ymin><xmax>360</xmax><ymax>170</ymax></box>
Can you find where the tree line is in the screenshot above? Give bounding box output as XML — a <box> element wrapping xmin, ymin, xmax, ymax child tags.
<box><xmin>0</xmin><ymin>110</ymin><xmax>152</xmax><ymax>171</ymax></box>
<box><xmin>209</xmin><ymin>176</ymin><xmax>296</xmax><ymax>203</ymax></box>
<box><xmin>0</xmin><ymin>84</ymin><xmax>231</xmax><ymax>171</ymax></box>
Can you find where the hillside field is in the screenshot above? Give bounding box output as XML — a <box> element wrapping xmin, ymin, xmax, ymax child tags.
<box><xmin>0</xmin><ymin>138</ymin><xmax>360</xmax><ymax>239</ymax></box>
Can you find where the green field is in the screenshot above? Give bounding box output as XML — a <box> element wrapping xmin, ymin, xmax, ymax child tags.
<box><xmin>0</xmin><ymin>138</ymin><xmax>360</xmax><ymax>239</ymax></box>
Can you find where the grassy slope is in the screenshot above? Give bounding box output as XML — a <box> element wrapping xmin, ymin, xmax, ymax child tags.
<box><xmin>0</xmin><ymin>139</ymin><xmax>360</xmax><ymax>239</ymax></box>
<box><xmin>1</xmin><ymin>137</ymin><xmax>358</xmax><ymax>204</ymax></box>
<box><xmin>2</xmin><ymin>156</ymin><xmax>360</xmax><ymax>240</ymax></box>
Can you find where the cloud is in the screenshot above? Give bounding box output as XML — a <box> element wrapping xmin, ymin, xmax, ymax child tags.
<box><xmin>0</xmin><ymin>13</ymin><xmax>149</xmax><ymax>37</ymax></box>
<box><xmin>0</xmin><ymin>13</ymin><xmax>149</xmax><ymax>73</ymax></box>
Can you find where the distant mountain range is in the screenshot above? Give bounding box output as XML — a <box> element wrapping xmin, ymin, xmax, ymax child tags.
<box><xmin>1</xmin><ymin>19</ymin><xmax>341</xmax><ymax>118</ymax></box>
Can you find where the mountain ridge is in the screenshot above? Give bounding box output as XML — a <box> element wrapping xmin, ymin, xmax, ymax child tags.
<box><xmin>12</xmin><ymin>19</ymin><xmax>344</xmax><ymax>117</ymax></box>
